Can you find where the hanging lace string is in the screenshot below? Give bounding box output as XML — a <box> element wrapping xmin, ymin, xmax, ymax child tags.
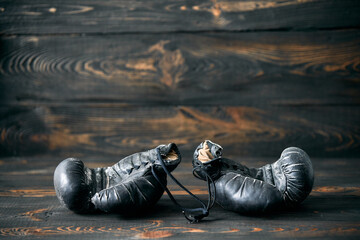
<box><xmin>151</xmin><ymin>147</ymin><xmax>216</xmax><ymax>223</ymax></box>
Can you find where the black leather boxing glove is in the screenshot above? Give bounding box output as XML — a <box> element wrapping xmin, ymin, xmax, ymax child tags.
<box><xmin>192</xmin><ymin>140</ymin><xmax>314</xmax><ymax>213</ymax></box>
<box><xmin>54</xmin><ymin>143</ymin><xmax>181</xmax><ymax>214</ymax></box>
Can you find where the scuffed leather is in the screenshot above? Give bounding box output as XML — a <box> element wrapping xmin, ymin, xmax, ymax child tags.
<box><xmin>54</xmin><ymin>143</ymin><xmax>181</xmax><ymax>214</ymax></box>
<box><xmin>215</xmin><ymin>173</ymin><xmax>283</xmax><ymax>213</ymax></box>
<box><xmin>193</xmin><ymin>140</ymin><xmax>314</xmax><ymax>214</ymax></box>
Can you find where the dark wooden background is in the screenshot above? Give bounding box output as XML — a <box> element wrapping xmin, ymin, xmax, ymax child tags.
<box><xmin>1</xmin><ymin>0</ymin><xmax>360</xmax><ymax>239</ymax></box>
<box><xmin>1</xmin><ymin>0</ymin><xmax>360</xmax><ymax>158</ymax></box>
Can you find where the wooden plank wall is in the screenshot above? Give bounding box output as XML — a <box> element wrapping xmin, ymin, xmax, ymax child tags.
<box><xmin>0</xmin><ymin>0</ymin><xmax>360</xmax><ymax>158</ymax></box>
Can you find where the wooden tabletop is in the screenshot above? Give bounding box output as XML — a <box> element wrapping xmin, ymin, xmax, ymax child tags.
<box><xmin>1</xmin><ymin>154</ymin><xmax>359</xmax><ymax>239</ymax></box>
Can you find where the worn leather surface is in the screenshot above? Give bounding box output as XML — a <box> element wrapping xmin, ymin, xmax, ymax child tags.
<box><xmin>193</xmin><ymin>140</ymin><xmax>314</xmax><ymax>213</ymax></box>
<box><xmin>54</xmin><ymin>143</ymin><xmax>181</xmax><ymax>213</ymax></box>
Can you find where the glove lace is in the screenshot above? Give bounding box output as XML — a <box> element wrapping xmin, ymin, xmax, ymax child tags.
<box><xmin>151</xmin><ymin>147</ymin><xmax>216</xmax><ymax>223</ymax></box>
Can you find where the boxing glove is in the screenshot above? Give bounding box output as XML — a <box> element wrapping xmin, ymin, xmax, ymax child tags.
<box><xmin>192</xmin><ymin>140</ymin><xmax>314</xmax><ymax>213</ymax></box>
<box><xmin>54</xmin><ymin>143</ymin><xmax>181</xmax><ymax>214</ymax></box>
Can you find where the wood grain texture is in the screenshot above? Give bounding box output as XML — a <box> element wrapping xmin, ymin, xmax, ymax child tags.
<box><xmin>1</xmin><ymin>30</ymin><xmax>359</xmax><ymax>106</ymax></box>
<box><xmin>1</xmin><ymin>0</ymin><xmax>359</xmax><ymax>238</ymax></box>
<box><xmin>0</xmin><ymin>0</ymin><xmax>360</xmax><ymax>34</ymax></box>
<box><xmin>1</xmin><ymin>105</ymin><xmax>359</xmax><ymax>157</ymax></box>
<box><xmin>0</xmin><ymin>156</ymin><xmax>359</xmax><ymax>239</ymax></box>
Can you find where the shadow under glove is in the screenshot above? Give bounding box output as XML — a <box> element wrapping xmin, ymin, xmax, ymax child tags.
<box><xmin>192</xmin><ymin>140</ymin><xmax>314</xmax><ymax>214</ymax></box>
<box><xmin>54</xmin><ymin>143</ymin><xmax>180</xmax><ymax>214</ymax></box>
